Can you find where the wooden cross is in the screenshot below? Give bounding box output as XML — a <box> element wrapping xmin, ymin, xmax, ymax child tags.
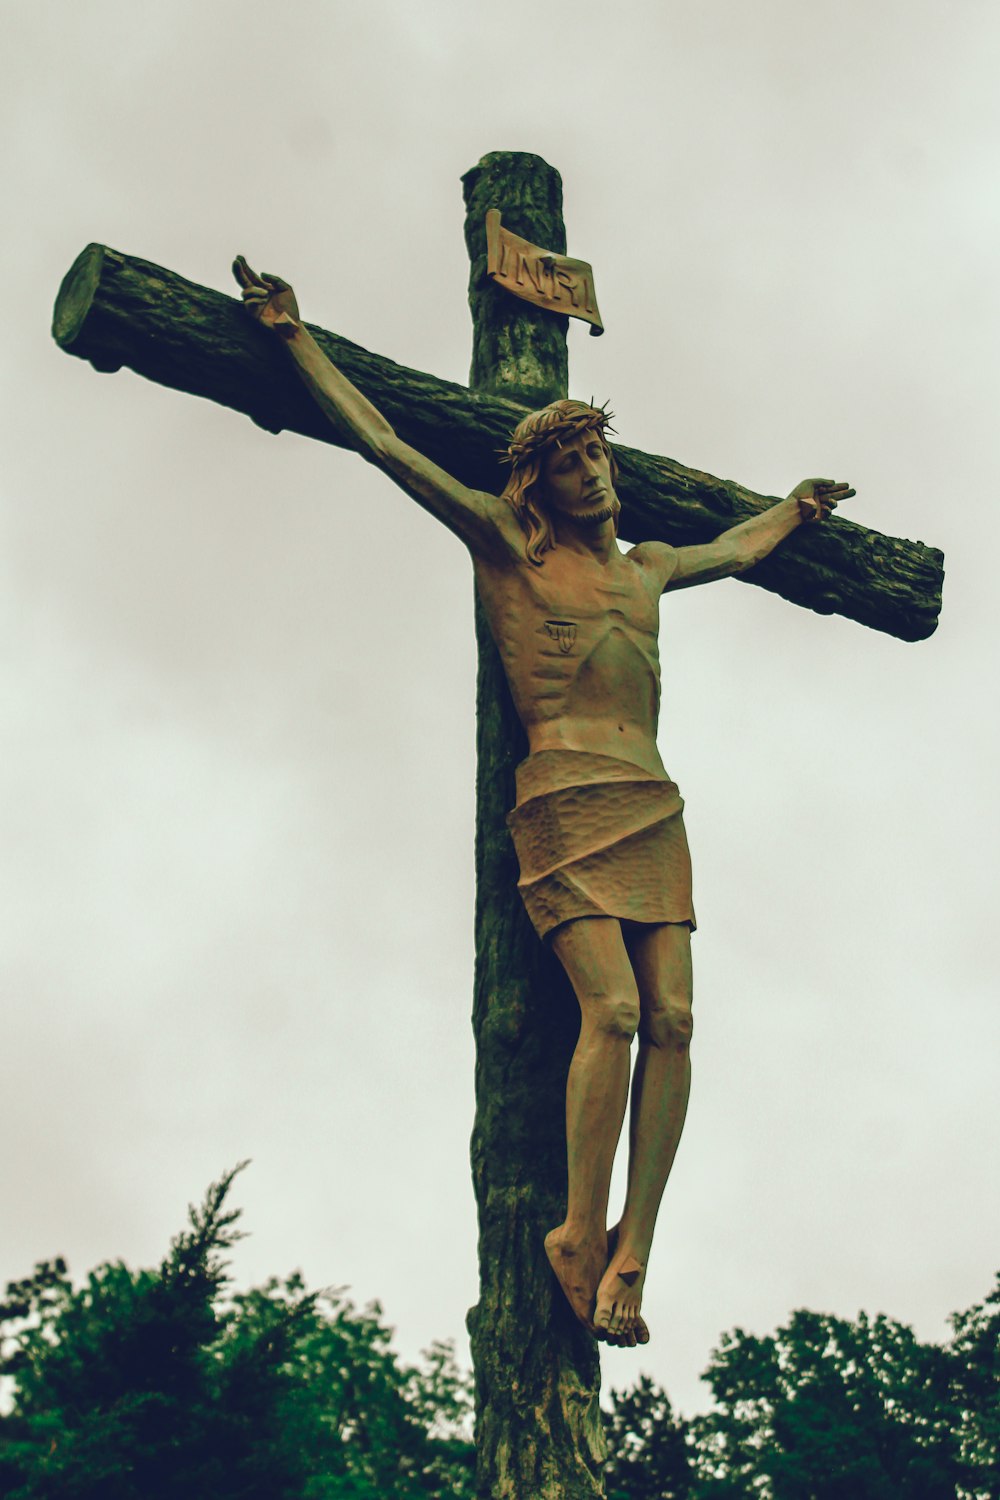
<box><xmin>52</xmin><ymin>150</ymin><xmax>943</xmax><ymax>1500</ymax></box>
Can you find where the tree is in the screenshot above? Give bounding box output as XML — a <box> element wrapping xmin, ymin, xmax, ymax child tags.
<box><xmin>946</xmin><ymin>1273</ymin><xmax>1000</xmax><ymax>1499</ymax></box>
<box><xmin>0</xmin><ymin>1167</ymin><xmax>473</xmax><ymax>1500</ymax></box>
<box><xmin>604</xmin><ymin>1374</ymin><xmax>695</xmax><ymax>1499</ymax></box>
<box><xmin>691</xmin><ymin>1306</ymin><xmax>974</xmax><ymax>1500</ymax></box>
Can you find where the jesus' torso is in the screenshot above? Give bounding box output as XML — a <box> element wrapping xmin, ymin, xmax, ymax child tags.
<box><xmin>474</xmin><ymin>542</ymin><xmax>669</xmax><ymax>778</ymax></box>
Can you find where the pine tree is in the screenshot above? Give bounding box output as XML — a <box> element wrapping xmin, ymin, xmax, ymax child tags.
<box><xmin>0</xmin><ymin>1167</ymin><xmax>474</xmax><ymax>1500</ymax></box>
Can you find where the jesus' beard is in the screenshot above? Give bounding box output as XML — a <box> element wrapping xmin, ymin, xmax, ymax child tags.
<box><xmin>574</xmin><ymin>503</ymin><xmax>616</xmax><ymax>528</ymax></box>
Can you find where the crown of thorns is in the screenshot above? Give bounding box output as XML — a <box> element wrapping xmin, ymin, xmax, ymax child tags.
<box><xmin>499</xmin><ymin>399</ymin><xmax>617</xmax><ymax>467</ymax></box>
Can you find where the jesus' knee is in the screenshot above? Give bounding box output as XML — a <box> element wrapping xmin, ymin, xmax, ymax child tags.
<box><xmin>639</xmin><ymin>991</ymin><xmax>693</xmax><ymax>1053</ymax></box>
<box><xmin>580</xmin><ymin>988</ymin><xmax>640</xmax><ymax>1043</ymax></box>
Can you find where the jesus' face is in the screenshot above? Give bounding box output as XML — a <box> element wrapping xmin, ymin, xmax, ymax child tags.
<box><xmin>541</xmin><ymin>431</ymin><xmax>617</xmax><ymax>528</ymax></box>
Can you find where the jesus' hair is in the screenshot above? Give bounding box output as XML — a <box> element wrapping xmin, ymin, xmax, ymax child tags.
<box><xmin>499</xmin><ymin>400</ymin><xmax>620</xmax><ymax>565</ymax></box>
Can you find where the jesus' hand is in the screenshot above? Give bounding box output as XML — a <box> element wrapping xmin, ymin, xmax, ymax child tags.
<box><xmin>232</xmin><ymin>256</ymin><xmax>301</xmax><ymax>337</ymax></box>
<box><xmin>788</xmin><ymin>477</ymin><xmax>856</xmax><ymax>523</ymax></box>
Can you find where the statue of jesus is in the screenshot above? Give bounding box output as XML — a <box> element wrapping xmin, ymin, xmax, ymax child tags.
<box><xmin>233</xmin><ymin>257</ymin><xmax>853</xmax><ymax>1349</ymax></box>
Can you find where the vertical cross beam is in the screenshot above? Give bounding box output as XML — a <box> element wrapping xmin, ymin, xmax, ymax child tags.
<box><xmin>463</xmin><ymin>153</ymin><xmax>605</xmax><ymax>1500</ymax></box>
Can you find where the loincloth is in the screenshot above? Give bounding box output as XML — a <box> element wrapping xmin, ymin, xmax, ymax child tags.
<box><xmin>506</xmin><ymin>749</ymin><xmax>696</xmax><ymax>941</ymax></box>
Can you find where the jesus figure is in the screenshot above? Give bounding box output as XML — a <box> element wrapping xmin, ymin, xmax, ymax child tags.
<box><xmin>233</xmin><ymin>256</ymin><xmax>853</xmax><ymax>1349</ymax></box>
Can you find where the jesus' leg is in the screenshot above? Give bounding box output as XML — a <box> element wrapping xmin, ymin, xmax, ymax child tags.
<box><xmin>544</xmin><ymin>916</ymin><xmax>640</xmax><ymax>1336</ymax></box>
<box><xmin>595</xmin><ymin>921</ymin><xmax>693</xmax><ymax>1341</ymax></box>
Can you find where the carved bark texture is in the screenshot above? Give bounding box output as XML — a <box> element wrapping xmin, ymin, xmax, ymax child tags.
<box><xmin>52</xmin><ymin>243</ymin><xmax>943</xmax><ymax>644</ymax></box>
<box><xmin>463</xmin><ymin>154</ymin><xmax>605</xmax><ymax>1500</ymax></box>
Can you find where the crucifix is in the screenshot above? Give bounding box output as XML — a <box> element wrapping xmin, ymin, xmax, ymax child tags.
<box><xmin>53</xmin><ymin>152</ymin><xmax>943</xmax><ymax>1500</ymax></box>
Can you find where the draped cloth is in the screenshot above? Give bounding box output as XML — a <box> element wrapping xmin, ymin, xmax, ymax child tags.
<box><xmin>506</xmin><ymin>749</ymin><xmax>696</xmax><ymax>941</ymax></box>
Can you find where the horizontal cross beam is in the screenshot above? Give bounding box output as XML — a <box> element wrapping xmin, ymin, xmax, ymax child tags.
<box><xmin>53</xmin><ymin>244</ymin><xmax>943</xmax><ymax>642</ymax></box>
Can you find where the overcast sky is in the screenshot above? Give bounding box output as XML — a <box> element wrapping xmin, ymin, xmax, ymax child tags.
<box><xmin>3</xmin><ymin>0</ymin><xmax>998</xmax><ymax>1418</ymax></box>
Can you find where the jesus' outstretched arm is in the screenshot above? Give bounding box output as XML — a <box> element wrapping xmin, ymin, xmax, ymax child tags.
<box><xmin>232</xmin><ymin>256</ymin><xmax>516</xmax><ymax>562</ymax></box>
<box><xmin>630</xmin><ymin>477</ymin><xmax>856</xmax><ymax>592</ymax></box>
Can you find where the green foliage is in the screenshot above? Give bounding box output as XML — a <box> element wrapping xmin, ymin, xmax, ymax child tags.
<box><xmin>601</xmin><ymin>1280</ymin><xmax>998</xmax><ymax>1500</ymax></box>
<box><xmin>690</xmin><ymin>1299</ymin><xmax>995</xmax><ymax>1500</ymax></box>
<box><xmin>604</xmin><ymin>1373</ymin><xmax>695</xmax><ymax>1498</ymax></box>
<box><xmin>0</xmin><ymin>1167</ymin><xmax>473</xmax><ymax>1500</ymax></box>
<box><xmin>947</xmin><ymin>1274</ymin><xmax>1000</xmax><ymax>1499</ymax></box>
<box><xmin>3</xmin><ymin>1170</ymin><xmax>997</xmax><ymax>1500</ymax></box>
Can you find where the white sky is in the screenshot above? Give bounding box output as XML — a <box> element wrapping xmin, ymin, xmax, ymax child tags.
<box><xmin>3</xmin><ymin>0</ymin><xmax>998</xmax><ymax>1417</ymax></box>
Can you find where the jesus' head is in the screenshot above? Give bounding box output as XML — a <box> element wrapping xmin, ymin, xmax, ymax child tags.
<box><xmin>500</xmin><ymin>399</ymin><xmax>620</xmax><ymax>565</ymax></box>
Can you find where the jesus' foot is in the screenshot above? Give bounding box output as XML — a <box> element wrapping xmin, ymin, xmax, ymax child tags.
<box><xmin>601</xmin><ymin>1225</ymin><xmax>650</xmax><ymax>1345</ymax></box>
<box><xmin>544</xmin><ymin>1225</ymin><xmax>606</xmax><ymax>1334</ymax></box>
<box><xmin>595</xmin><ymin>1232</ymin><xmax>648</xmax><ymax>1343</ymax></box>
